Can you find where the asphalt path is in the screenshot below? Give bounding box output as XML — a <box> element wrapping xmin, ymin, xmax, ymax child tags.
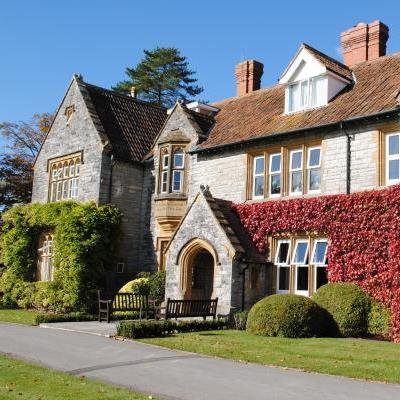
<box><xmin>0</xmin><ymin>323</ymin><xmax>399</xmax><ymax>400</ymax></box>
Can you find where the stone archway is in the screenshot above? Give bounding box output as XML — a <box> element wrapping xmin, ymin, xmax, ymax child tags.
<box><xmin>178</xmin><ymin>239</ymin><xmax>218</xmax><ymax>300</ymax></box>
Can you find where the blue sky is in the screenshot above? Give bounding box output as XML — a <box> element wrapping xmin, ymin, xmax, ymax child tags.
<box><xmin>1</xmin><ymin>0</ymin><xmax>400</xmax><ymax>126</ymax></box>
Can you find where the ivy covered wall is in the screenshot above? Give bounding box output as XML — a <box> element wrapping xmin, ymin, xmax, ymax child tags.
<box><xmin>234</xmin><ymin>185</ymin><xmax>400</xmax><ymax>342</ymax></box>
<box><xmin>0</xmin><ymin>202</ymin><xmax>121</xmax><ymax>312</ymax></box>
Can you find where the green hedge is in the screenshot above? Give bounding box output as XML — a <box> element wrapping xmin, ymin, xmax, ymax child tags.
<box><xmin>368</xmin><ymin>299</ymin><xmax>391</xmax><ymax>339</ymax></box>
<box><xmin>34</xmin><ymin>312</ymin><xmax>97</xmax><ymax>325</ymax></box>
<box><xmin>312</xmin><ymin>283</ymin><xmax>371</xmax><ymax>337</ymax></box>
<box><xmin>0</xmin><ymin>202</ymin><xmax>121</xmax><ymax>312</ymax></box>
<box><xmin>246</xmin><ymin>294</ymin><xmax>331</xmax><ymax>338</ymax></box>
<box><xmin>117</xmin><ymin>319</ymin><xmax>227</xmax><ymax>339</ymax></box>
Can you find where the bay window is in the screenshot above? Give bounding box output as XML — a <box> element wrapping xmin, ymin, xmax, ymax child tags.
<box><xmin>158</xmin><ymin>146</ymin><xmax>186</xmax><ymax>194</ymax></box>
<box><xmin>386</xmin><ymin>133</ymin><xmax>400</xmax><ymax>185</ymax></box>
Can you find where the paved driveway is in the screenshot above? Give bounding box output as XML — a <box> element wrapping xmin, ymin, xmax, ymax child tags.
<box><xmin>0</xmin><ymin>323</ymin><xmax>399</xmax><ymax>400</ymax></box>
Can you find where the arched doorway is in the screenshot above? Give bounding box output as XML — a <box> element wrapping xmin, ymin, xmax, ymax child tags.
<box><xmin>190</xmin><ymin>250</ymin><xmax>214</xmax><ymax>300</ymax></box>
<box><xmin>178</xmin><ymin>239</ymin><xmax>217</xmax><ymax>300</ymax></box>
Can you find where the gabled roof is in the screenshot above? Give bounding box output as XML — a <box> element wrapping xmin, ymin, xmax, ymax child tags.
<box><xmin>198</xmin><ymin>52</ymin><xmax>400</xmax><ymax>151</ymax></box>
<box><xmin>79</xmin><ymin>79</ymin><xmax>167</xmax><ymax>162</ymax></box>
<box><xmin>302</xmin><ymin>43</ymin><xmax>353</xmax><ymax>81</ymax></box>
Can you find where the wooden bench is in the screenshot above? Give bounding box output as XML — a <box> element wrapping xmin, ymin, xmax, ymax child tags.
<box><xmin>164</xmin><ymin>298</ymin><xmax>218</xmax><ymax>320</ymax></box>
<box><xmin>98</xmin><ymin>291</ymin><xmax>149</xmax><ymax>323</ymax></box>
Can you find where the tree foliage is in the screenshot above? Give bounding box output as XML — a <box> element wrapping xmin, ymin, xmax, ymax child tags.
<box><xmin>113</xmin><ymin>47</ymin><xmax>203</xmax><ymax>108</ymax></box>
<box><xmin>0</xmin><ymin>113</ymin><xmax>52</xmax><ymax>209</ymax></box>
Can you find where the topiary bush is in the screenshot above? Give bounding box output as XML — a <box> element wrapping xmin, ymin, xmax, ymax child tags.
<box><xmin>368</xmin><ymin>299</ymin><xmax>391</xmax><ymax>339</ymax></box>
<box><xmin>0</xmin><ymin>202</ymin><xmax>121</xmax><ymax>312</ymax></box>
<box><xmin>312</xmin><ymin>283</ymin><xmax>371</xmax><ymax>337</ymax></box>
<box><xmin>119</xmin><ymin>277</ymin><xmax>150</xmax><ymax>295</ymax></box>
<box><xmin>246</xmin><ymin>294</ymin><xmax>330</xmax><ymax>338</ymax></box>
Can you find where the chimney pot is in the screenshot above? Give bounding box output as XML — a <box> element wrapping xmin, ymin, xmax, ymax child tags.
<box><xmin>130</xmin><ymin>86</ymin><xmax>136</xmax><ymax>98</ymax></box>
<box><xmin>341</xmin><ymin>20</ymin><xmax>389</xmax><ymax>66</ymax></box>
<box><xmin>235</xmin><ymin>60</ymin><xmax>263</xmax><ymax>96</ymax></box>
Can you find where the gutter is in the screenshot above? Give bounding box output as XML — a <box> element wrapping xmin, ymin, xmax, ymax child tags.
<box><xmin>189</xmin><ymin>108</ymin><xmax>400</xmax><ymax>155</ymax></box>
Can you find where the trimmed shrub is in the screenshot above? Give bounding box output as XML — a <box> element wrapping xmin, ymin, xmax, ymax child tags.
<box><xmin>246</xmin><ymin>294</ymin><xmax>330</xmax><ymax>338</ymax></box>
<box><xmin>312</xmin><ymin>283</ymin><xmax>371</xmax><ymax>337</ymax></box>
<box><xmin>368</xmin><ymin>299</ymin><xmax>391</xmax><ymax>339</ymax></box>
<box><xmin>119</xmin><ymin>277</ymin><xmax>150</xmax><ymax>296</ymax></box>
<box><xmin>148</xmin><ymin>271</ymin><xmax>166</xmax><ymax>301</ymax></box>
<box><xmin>35</xmin><ymin>312</ymin><xmax>97</xmax><ymax>325</ymax></box>
<box><xmin>117</xmin><ymin>319</ymin><xmax>227</xmax><ymax>339</ymax></box>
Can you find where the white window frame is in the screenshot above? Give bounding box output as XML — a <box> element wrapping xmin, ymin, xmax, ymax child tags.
<box><xmin>312</xmin><ymin>239</ymin><xmax>328</xmax><ymax>292</ymax></box>
<box><xmin>269</xmin><ymin>153</ymin><xmax>281</xmax><ymax>198</ymax></box>
<box><xmin>293</xmin><ymin>239</ymin><xmax>310</xmax><ymax>296</ymax></box>
<box><xmin>252</xmin><ymin>155</ymin><xmax>265</xmax><ymax>199</ymax></box>
<box><xmin>286</xmin><ymin>75</ymin><xmax>327</xmax><ymax>114</ymax></box>
<box><xmin>289</xmin><ymin>149</ymin><xmax>303</xmax><ymax>195</ymax></box>
<box><xmin>386</xmin><ymin>133</ymin><xmax>400</xmax><ymax>186</ymax></box>
<box><xmin>307</xmin><ymin>146</ymin><xmax>322</xmax><ymax>194</ymax></box>
<box><xmin>172</xmin><ymin>170</ymin><xmax>183</xmax><ymax>193</ymax></box>
<box><xmin>171</xmin><ymin>149</ymin><xmax>185</xmax><ymax>193</ymax></box>
<box><xmin>275</xmin><ymin>239</ymin><xmax>291</xmax><ymax>294</ymax></box>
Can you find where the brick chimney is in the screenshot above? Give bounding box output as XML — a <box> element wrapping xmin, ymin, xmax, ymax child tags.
<box><xmin>341</xmin><ymin>20</ymin><xmax>389</xmax><ymax>66</ymax></box>
<box><xmin>235</xmin><ymin>60</ymin><xmax>263</xmax><ymax>96</ymax></box>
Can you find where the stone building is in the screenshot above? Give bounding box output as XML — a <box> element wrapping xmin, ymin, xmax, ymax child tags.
<box><xmin>33</xmin><ymin>20</ymin><xmax>400</xmax><ymax>313</ymax></box>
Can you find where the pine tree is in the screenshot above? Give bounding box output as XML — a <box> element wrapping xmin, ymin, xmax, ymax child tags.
<box><xmin>113</xmin><ymin>47</ymin><xmax>203</xmax><ymax>108</ymax></box>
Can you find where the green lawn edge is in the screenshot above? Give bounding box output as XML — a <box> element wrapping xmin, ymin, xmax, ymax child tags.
<box><xmin>140</xmin><ymin>329</ymin><xmax>400</xmax><ymax>384</ymax></box>
<box><xmin>0</xmin><ymin>353</ymin><xmax>157</xmax><ymax>400</ymax></box>
<box><xmin>0</xmin><ymin>309</ymin><xmax>41</xmax><ymax>325</ymax></box>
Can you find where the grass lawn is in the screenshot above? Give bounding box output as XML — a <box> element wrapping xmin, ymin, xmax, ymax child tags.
<box><xmin>0</xmin><ymin>309</ymin><xmax>40</xmax><ymax>325</ymax></box>
<box><xmin>0</xmin><ymin>354</ymin><xmax>156</xmax><ymax>400</ymax></box>
<box><xmin>140</xmin><ymin>329</ymin><xmax>400</xmax><ymax>384</ymax></box>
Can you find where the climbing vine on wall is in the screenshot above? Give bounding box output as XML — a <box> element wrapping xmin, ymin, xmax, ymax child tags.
<box><xmin>233</xmin><ymin>185</ymin><xmax>400</xmax><ymax>342</ymax></box>
<box><xmin>0</xmin><ymin>202</ymin><xmax>121</xmax><ymax>312</ymax></box>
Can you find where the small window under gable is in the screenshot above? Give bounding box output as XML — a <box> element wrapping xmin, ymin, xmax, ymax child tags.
<box><xmin>280</xmin><ymin>44</ymin><xmax>352</xmax><ymax>114</ymax></box>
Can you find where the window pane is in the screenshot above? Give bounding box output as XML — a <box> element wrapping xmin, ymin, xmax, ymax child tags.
<box><xmin>270</xmin><ymin>174</ymin><xmax>281</xmax><ymax>195</ymax></box>
<box><xmin>161</xmin><ymin>171</ymin><xmax>168</xmax><ymax>193</ymax></box>
<box><xmin>313</xmin><ymin>241</ymin><xmax>328</xmax><ymax>264</ymax></box>
<box><xmin>297</xmin><ymin>266</ymin><xmax>309</xmax><ymax>291</ymax></box>
<box><xmin>309</xmin><ymin>169</ymin><xmax>321</xmax><ymax>191</ymax></box>
<box><xmin>75</xmin><ymin>162</ymin><xmax>80</xmax><ymax>175</ymax></box>
<box><xmin>62</xmin><ymin>181</ymin><xmax>69</xmax><ymax>199</ymax></box>
<box><xmin>270</xmin><ymin>154</ymin><xmax>281</xmax><ymax>173</ymax></box>
<box><xmin>300</xmin><ymin>80</ymin><xmax>308</xmax><ymax>108</ymax></box>
<box><xmin>389</xmin><ymin>135</ymin><xmax>399</xmax><ymax>156</ymax></box>
<box><xmin>276</xmin><ymin>242</ymin><xmax>290</xmax><ymax>264</ymax></box>
<box><xmin>389</xmin><ymin>159</ymin><xmax>399</xmax><ymax>180</ymax></box>
<box><xmin>289</xmin><ymin>83</ymin><xmax>300</xmax><ymax>112</ymax></box>
<box><xmin>173</xmin><ymin>152</ymin><xmax>184</xmax><ymax>168</ymax></box>
<box><xmin>311</xmin><ymin>76</ymin><xmax>326</xmax><ymax>107</ymax></box>
<box><xmin>278</xmin><ymin>266</ymin><xmax>290</xmax><ymax>291</ymax></box>
<box><xmin>308</xmin><ymin>148</ymin><xmax>320</xmax><ymax>167</ymax></box>
<box><xmin>254</xmin><ymin>156</ymin><xmax>264</xmax><ymax>175</ymax></box>
<box><xmin>293</xmin><ymin>241</ymin><xmax>308</xmax><ymax>264</ymax></box>
<box><xmin>291</xmin><ymin>151</ymin><xmax>302</xmax><ymax>169</ymax></box>
<box><xmin>291</xmin><ymin>171</ymin><xmax>302</xmax><ymax>193</ymax></box>
<box><xmin>172</xmin><ymin>170</ymin><xmax>182</xmax><ymax>192</ymax></box>
<box><xmin>254</xmin><ymin>176</ymin><xmax>264</xmax><ymax>197</ymax></box>
<box><xmin>163</xmin><ymin>155</ymin><xmax>169</xmax><ymax>169</ymax></box>
<box><xmin>316</xmin><ymin>266</ymin><xmax>328</xmax><ymax>289</ymax></box>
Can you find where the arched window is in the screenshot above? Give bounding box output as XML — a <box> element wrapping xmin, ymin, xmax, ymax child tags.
<box><xmin>49</xmin><ymin>154</ymin><xmax>81</xmax><ymax>201</ymax></box>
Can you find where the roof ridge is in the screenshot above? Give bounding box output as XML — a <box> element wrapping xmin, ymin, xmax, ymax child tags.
<box><xmin>81</xmin><ymin>81</ymin><xmax>167</xmax><ymax>111</ymax></box>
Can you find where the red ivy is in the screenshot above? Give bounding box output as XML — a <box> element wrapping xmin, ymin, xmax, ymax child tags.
<box><xmin>233</xmin><ymin>185</ymin><xmax>400</xmax><ymax>342</ymax></box>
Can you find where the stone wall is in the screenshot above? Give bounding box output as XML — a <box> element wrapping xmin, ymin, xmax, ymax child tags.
<box><xmin>32</xmin><ymin>79</ymin><xmax>104</xmax><ymax>203</ymax></box>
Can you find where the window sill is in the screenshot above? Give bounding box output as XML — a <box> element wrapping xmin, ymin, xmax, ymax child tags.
<box><xmin>155</xmin><ymin>193</ymin><xmax>188</xmax><ymax>201</ymax></box>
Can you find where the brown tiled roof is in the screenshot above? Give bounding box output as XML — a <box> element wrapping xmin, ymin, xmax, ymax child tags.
<box><xmin>302</xmin><ymin>43</ymin><xmax>353</xmax><ymax>81</ymax></box>
<box><xmin>82</xmin><ymin>82</ymin><xmax>167</xmax><ymax>162</ymax></box>
<box><xmin>204</xmin><ymin>192</ymin><xmax>265</xmax><ymax>263</ymax></box>
<box><xmin>200</xmin><ymin>53</ymin><xmax>400</xmax><ymax>151</ymax></box>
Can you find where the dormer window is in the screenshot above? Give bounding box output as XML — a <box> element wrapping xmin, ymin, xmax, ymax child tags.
<box><xmin>287</xmin><ymin>76</ymin><xmax>327</xmax><ymax>113</ymax></box>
